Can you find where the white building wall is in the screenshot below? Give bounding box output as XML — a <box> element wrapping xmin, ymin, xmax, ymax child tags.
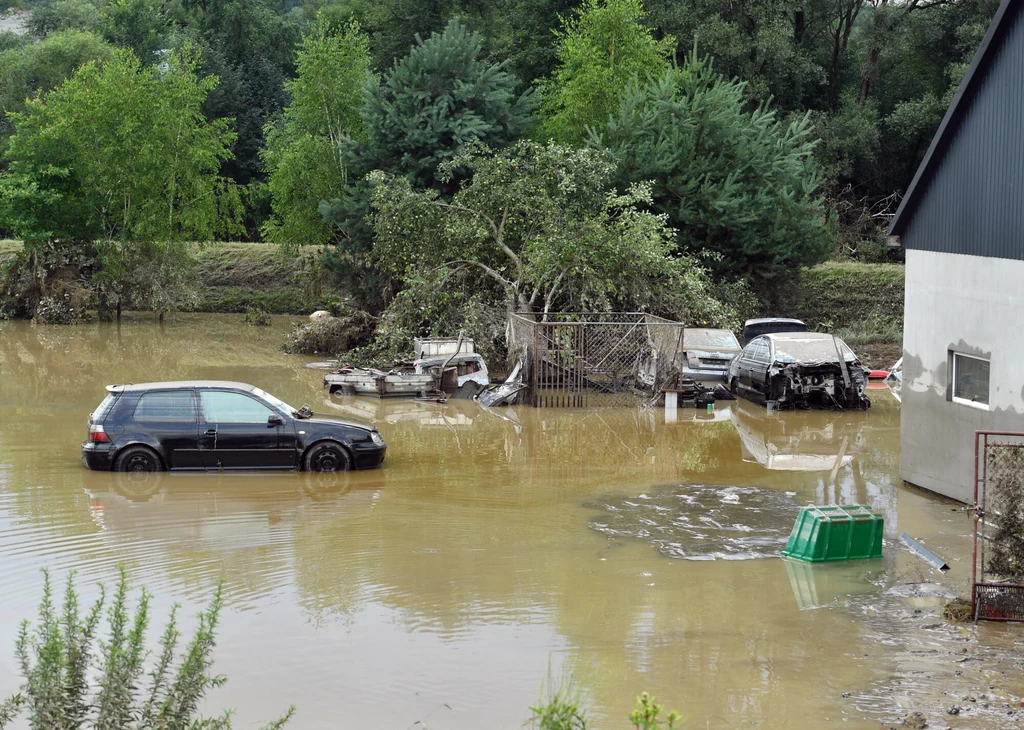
<box><xmin>901</xmin><ymin>249</ymin><xmax>1024</xmax><ymax>502</ymax></box>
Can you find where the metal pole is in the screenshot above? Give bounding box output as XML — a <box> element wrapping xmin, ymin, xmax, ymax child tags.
<box><xmin>972</xmin><ymin>430</ymin><xmax>982</xmax><ymax>619</ymax></box>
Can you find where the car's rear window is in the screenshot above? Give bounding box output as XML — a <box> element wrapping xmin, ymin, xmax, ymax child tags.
<box><xmin>133</xmin><ymin>391</ymin><xmax>197</xmax><ymax>423</ymax></box>
<box><xmin>91</xmin><ymin>394</ymin><xmax>118</xmax><ymax>422</ymax></box>
<box><xmin>684</xmin><ymin>329</ymin><xmax>740</xmax><ymax>350</ymax></box>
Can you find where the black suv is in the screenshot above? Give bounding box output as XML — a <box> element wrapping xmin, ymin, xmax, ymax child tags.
<box><xmin>82</xmin><ymin>381</ymin><xmax>386</xmax><ymax>473</ymax></box>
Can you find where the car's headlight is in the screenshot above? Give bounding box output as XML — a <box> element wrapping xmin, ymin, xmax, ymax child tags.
<box><xmin>370</xmin><ymin>431</ymin><xmax>385</xmax><ymax>446</ymax></box>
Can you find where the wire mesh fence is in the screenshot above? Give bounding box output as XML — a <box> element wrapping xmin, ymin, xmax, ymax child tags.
<box><xmin>507</xmin><ymin>313</ymin><xmax>686</xmax><ymax>408</ymax></box>
<box><xmin>972</xmin><ymin>430</ymin><xmax>1024</xmax><ymax>622</ymax></box>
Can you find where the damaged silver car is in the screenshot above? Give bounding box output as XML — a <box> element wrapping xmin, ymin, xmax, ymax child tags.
<box><xmin>727</xmin><ymin>332</ymin><xmax>870</xmax><ymax>410</ymax></box>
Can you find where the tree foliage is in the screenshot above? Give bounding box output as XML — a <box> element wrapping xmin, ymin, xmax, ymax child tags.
<box><xmin>0</xmin><ymin>45</ymin><xmax>241</xmax><ymax>316</ymax></box>
<box><xmin>369</xmin><ymin>140</ymin><xmax>735</xmax><ymax>325</ymax></box>
<box><xmin>538</xmin><ymin>0</ymin><xmax>673</xmax><ymax>145</ymax></box>
<box><xmin>317</xmin><ymin>18</ymin><xmax>535</xmax><ymax>309</ymax></box>
<box><xmin>356</xmin><ymin>18</ymin><xmax>535</xmax><ymax>188</ymax></box>
<box><xmin>0</xmin><ymin>29</ymin><xmax>115</xmax><ymax>156</ymax></box>
<box><xmin>595</xmin><ymin>53</ymin><xmax>829</xmax><ymax>282</ymax></box>
<box><xmin>262</xmin><ymin>16</ymin><xmax>371</xmax><ymax>247</ymax></box>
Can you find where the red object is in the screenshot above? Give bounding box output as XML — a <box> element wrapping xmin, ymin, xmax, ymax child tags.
<box><xmin>867</xmin><ymin>370</ymin><xmax>889</xmax><ymax>380</ymax></box>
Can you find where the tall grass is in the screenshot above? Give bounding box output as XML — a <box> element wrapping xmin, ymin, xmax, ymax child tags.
<box><xmin>0</xmin><ymin>568</ymin><xmax>293</xmax><ymax>730</ymax></box>
<box><xmin>530</xmin><ymin>671</ymin><xmax>588</xmax><ymax>730</ymax></box>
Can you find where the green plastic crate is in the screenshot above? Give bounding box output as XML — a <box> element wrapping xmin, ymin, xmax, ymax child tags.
<box><xmin>781</xmin><ymin>505</ymin><xmax>884</xmax><ymax>562</ymax></box>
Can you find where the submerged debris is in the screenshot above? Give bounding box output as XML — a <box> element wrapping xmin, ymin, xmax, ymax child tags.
<box><xmin>587</xmin><ymin>484</ymin><xmax>800</xmax><ymax>560</ymax></box>
<box><xmin>903</xmin><ymin>711</ymin><xmax>928</xmax><ymax>729</ymax></box>
<box><xmin>942</xmin><ymin>598</ymin><xmax>973</xmax><ymax>623</ymax></box>
<box><xmin>285</xmin><ymin>310</ymin><xmax>376</xmax><ymax>356</ymax></box>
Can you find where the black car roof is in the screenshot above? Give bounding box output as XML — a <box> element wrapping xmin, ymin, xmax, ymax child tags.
<box><xmin>105</xmin><ymin>381</ymin><xmax>258</xmax><ymax>393</ymax></box>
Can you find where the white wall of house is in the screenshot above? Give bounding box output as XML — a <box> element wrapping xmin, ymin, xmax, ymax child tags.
<box><xmin>901</xmin><ymin>249</ymin><xmax>1024</xmax><ymax>502</ymax></box>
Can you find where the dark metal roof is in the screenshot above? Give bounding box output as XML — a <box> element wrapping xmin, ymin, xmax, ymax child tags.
<box><xmin>888</xmin><ymin>0</ymin><xmax>1021</xmax><ymax>240</ymax></box>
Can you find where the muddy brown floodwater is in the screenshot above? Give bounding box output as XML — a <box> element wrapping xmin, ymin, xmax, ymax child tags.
<box><xmin>1</xmin><ymin>315</ymin><xmax>1022</xmax><ymax>729</ymax></box>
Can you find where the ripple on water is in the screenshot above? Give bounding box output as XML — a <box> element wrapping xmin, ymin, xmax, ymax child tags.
<box><xmin>586</xmin><ymin>484</ymin><xmax>801</xmax><ymax>560</ymax></box>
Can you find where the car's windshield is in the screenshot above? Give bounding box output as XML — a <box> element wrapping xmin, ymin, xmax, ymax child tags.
<box><xmin>773</xmin><ymin>336</ymin><xmax>857</xmax><ymax>363</ymax></box>
<box><xmin>251</xmin><ymin>387</ymin><xmax>298</xmax><ymax>417</ymax></box>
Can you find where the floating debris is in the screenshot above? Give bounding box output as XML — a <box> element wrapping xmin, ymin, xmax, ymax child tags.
<box><xmin>587</xmin><ymin>484</ymin><xmax>800</xmax><ymax>560</ymax></box>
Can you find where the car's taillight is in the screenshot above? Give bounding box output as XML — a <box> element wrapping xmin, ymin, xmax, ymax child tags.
<box><xmin>88</xmin><ymin>424</ymin><xmax>110</xmax><ymax>443</ymax></box>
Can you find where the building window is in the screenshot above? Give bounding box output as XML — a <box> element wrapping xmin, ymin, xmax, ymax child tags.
<box><xmin>951</xmin><ymin>352</ymin><xmax>990</xmax><ymax>408</ymax></box>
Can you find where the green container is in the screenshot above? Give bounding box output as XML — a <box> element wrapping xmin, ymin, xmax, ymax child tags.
<box><xmin>781</xmin><ymin>505</ymin><xmax>884</xmax><ymax>562</ymax></box>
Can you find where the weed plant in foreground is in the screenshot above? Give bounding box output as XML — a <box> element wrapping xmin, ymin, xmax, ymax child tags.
<box><xmin>530</xmin><ymin>671</ymin><xmax>681</xmax><ymax>730</ymax></box>
<box><xmin>0</xmin><ymin>568</ymin><xmax>293</xmax><ymax>730</ymax></box>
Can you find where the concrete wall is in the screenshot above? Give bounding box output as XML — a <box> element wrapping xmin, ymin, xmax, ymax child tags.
<box><xmin>901</xmin><ymin>249</ymin><xmax>1024</xmax><ymax>502</ymax></box>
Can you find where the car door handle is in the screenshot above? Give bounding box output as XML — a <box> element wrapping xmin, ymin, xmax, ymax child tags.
<box><xmin>204</xmin><ymin>429</ymin><xmax>217</xmax><ymax>436</ymax></box>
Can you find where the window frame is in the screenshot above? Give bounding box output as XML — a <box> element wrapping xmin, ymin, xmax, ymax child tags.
<box><xmin>132</xmin><ymin>389</ymin><xmax>198</xmax><ymax>424</ymax></box>
<box><xmin>199</xmin><ymin>389</ymin><xmax>277</xmax><ymax>425</ymax></box>
<box><xmin>950</xmin><ymin>351</ymin><xmax>991</xmax><ymax>410</ymax></box>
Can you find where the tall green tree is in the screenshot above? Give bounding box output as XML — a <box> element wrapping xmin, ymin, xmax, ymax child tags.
<box><xmin>369</xmin><ymin>141</ymin><xmax>734</xmax><ymax>324</ymax></box>
<box><xmin>319</xmin><ymin>18</ymin><xmax>535</xmax><ymax>309</ymax></box>
<box><xmin>0</xmin><ymin>29</ymin><xmax>114</xmax><ymax>158</ymax></box>
<box><xmin>537</xmin><ymin>0</ymin><xmax>673</xmax><ymax>145</ymax></box>
<box><xmin>262</xmin><ymin>16</ymin><xmax>371</xmax><ymax>247</ymax></box>
<box><xmin>172</xmin><ymin>0</ymin><xmax>299</xmax><ymax>191</ymax></box>
<box><xmin>0</xmin><ymin>46</ymin><xmax>242</xmax><ymax>317</ymax></box>
<box><xmin>594</xmin><ymin>53</ymin><xmax>829</xmax><ymax>282</ymax></box>
<box><xmin>356</xmin><ymin>18</ymin><xmax>536</xmax><ymax>187</ymax></box>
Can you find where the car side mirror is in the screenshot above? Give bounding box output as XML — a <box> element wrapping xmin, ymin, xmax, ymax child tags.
<box><xmin>268</xmin><ymin>414</ymin><xmax>284</xmax><ymax>427</ymax></box>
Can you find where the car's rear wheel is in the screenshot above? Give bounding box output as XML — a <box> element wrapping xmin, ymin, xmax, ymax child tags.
<box><xmin>305</xmin><ymin>442</ymin><xmax>351</xmax><ymax>472</ymax></box>
<box><xmin>114</xmin><ymin>445</ymin><xmax>163</xmax><ymax>473</ymax></box>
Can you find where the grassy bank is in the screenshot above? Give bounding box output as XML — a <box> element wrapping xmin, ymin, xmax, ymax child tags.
<box><xmin>766</xmin><ymin>261</ymin><xmax>905</xmax><ymax>345</ymax></box>
<box><xmin>0</xmin><ymin>241</ymin><xmax>326</xmax><ymax>315</ymax></box>
<box><xmin>193</xmin><ymin>243</ymin><xmax>324</xmax><ymax>314</ymax></box>
<box><xmin>2</xmin><ymin>241</ymin><xmax>907</xmax><ymax>339</ymax></box>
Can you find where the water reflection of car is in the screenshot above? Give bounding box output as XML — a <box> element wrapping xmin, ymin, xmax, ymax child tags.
<box><xmin>727</xmin><ymin>333</ymin><xmax>870</xmax><ymax>410</ymax></box>
<box><xmin>81</xmin><ymin>470</ymin><xmax>382</xmax><ymax>549</ymax></box>
<box><xmin>730</xmin><ymin>399</ymin><xmax>866</xmax><ymax>471</ymax></box>
<box><xmin>680</xmin><ymin>328</ymin><xmax>742</xmax><ymax>382</ymax></box>
<box><xmin>82</xmin><ymin>381</ymin><xmax>386</xmax><ymax>474</ymax></box>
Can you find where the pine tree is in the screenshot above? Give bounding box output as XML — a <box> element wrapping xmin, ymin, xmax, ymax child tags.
<box><xmin>355</xmin><ymin>18</ymin><xmax>536</xmax><ymax>189</ymax></box>
<box><xmin>319</xmin><ymin>18</ymin><xmax>535</xmax><ymax>309</ymax></box>
<box><xmin>594</xmin><ymin>52</ymin><xmax>829</xmax><ymax>283</ymax></box>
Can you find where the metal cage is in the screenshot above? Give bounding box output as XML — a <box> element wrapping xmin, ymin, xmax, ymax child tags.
<box><xmin>507</xmin><ymin>313</ymin><xmax>686</xmax><ymax>408</ymax></box>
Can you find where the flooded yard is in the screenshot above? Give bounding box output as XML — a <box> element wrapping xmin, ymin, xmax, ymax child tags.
<box><xmin>1</xmin><ymin>315</ymin><xmax>1022</xmax><ymax>729</ymax></box>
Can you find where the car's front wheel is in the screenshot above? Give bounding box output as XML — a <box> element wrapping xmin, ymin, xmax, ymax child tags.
<box><xmin>114</xmin><ymin>445</ymin><xmax>164</xmax><ymax>473</ymax></box>
<box><xmin>729</xmin><ymin>377</ymin><xmax>739</xmax><ymax>395</ymax></box>
<box><xmin>305</xmin><ymin>442</ymin><xmax>351</xmax><ymax>472</ymax></box>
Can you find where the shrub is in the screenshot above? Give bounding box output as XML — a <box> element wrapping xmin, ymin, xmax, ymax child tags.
<box><xmin>629</xmin><ymin>692</ymin><xmax>681</xmax><ymax>730</ymax></box>
<box><xmin>245</xmin><ymin>305</ymin><xmax>271</xmax><ymax>326</ymax></box>
<box><xmin>0</xmin><ymin>568</ymin><xmax>293</xmax><ymax>730</ymax></box>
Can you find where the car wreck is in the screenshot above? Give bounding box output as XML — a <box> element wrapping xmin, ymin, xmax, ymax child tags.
<box><xmin>727</xmin><ymin>332</ymin><xmax>870</xmax><ymax>410</ymax></box>
<box><xmin>680</xmin><ymin>328</ymin><xmax>742</xmax><ymax>382</ymax></box>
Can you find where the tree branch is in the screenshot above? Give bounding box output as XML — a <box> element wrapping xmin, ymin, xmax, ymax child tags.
<box><xmin>432</xmin><ymin>200</ymin><xmax>524</xmax><ymax>272</ymax></box>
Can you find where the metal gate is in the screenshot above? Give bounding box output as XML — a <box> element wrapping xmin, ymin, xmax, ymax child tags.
<box><xmin>972</xmin><ymin>430</ymin><xmax>1024</xmax><ymax>621</ymax></box>
<box><xmin>532</xmin><ymin>321</ymin><xmax>586</xmax><ymax>408</ymax></box>
<box><xmin>508</xmin><ymin>313</ymin><xmax>686</xmax><ymax>408</ymax></box>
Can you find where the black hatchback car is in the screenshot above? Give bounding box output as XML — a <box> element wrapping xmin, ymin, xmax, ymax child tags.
<box><xmin>82</xmin><ymin>381</ymin><xmax>386</xmax><ymax>473</ymax></box>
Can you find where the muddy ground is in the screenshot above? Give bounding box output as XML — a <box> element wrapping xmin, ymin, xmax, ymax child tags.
<box><xmin>857</xmin><ymin>342</ymin><xmax>903</xmax><ymax>371</ymax></box>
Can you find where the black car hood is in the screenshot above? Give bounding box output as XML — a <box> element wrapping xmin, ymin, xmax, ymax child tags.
<box><xmin>297</xmin><ymin>415</ymin><xmax>374</xmax><ymax>432</ymax></box>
